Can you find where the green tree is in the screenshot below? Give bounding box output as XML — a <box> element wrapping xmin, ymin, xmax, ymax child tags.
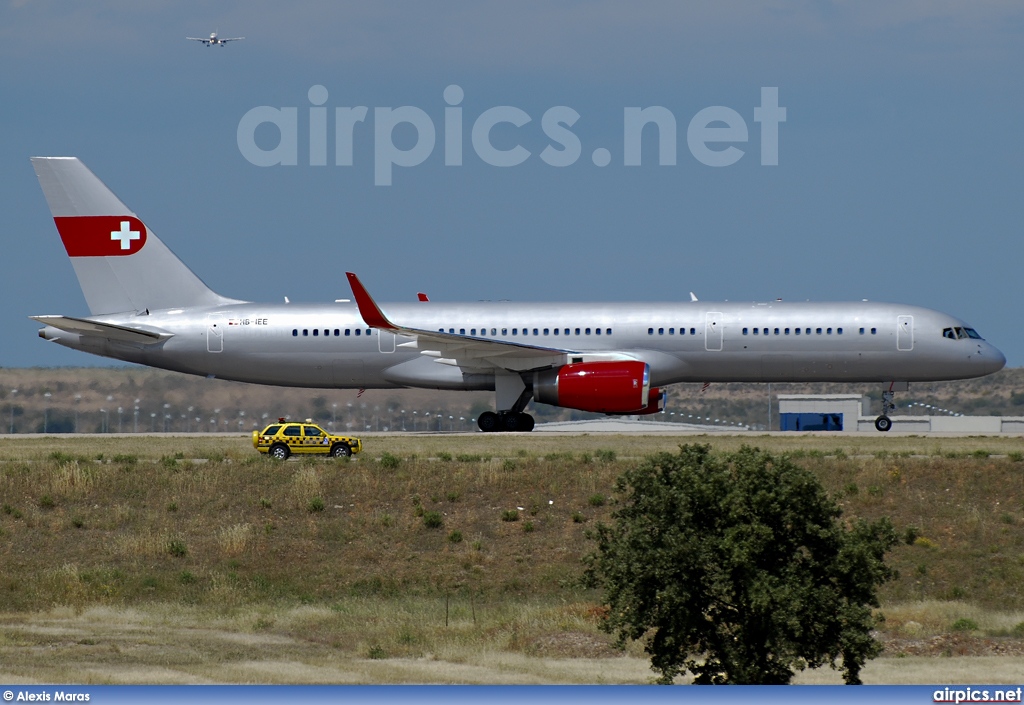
<box><xmin>587</xmin><ymin>444</ymin><xmax>897</xmax><ymax>685</ymax></box>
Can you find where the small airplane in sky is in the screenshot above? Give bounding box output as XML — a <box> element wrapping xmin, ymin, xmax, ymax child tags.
<box><xmin>186</xmin><ymin>31</ymin><xmax>244</xmax><ymax>46</ymax></box>
<box><xmin>29</xmin><ymin>157</ymin><xmax>1006</xmax><ymax>433</ymax></box>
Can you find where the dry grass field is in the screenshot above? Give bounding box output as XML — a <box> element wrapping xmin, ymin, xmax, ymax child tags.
<box><xmin>2</xmin><ymin>432</ymin><xmax>1024</xmax><ymax>684</ymax></box>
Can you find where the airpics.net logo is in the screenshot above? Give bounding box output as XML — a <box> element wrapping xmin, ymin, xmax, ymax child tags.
<box><xmin>237</xmin><ymin>85</ymin><xmax>786</xmax><ymax>186</ymax></box>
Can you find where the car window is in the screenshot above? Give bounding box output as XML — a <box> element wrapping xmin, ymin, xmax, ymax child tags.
<box><xmin>263</xmin><ymin>425</ymin><xmax>281</xmax><ymax>436</ymax></box>
<box><xmin>303</xmin><ymin>426</ymin><xmax>323</xmax><ymax>437</ymax></box>
<box><xmin>283</xmin><ymin>425</ymin><xmax>301</xmax><ymax>437</ymax></box>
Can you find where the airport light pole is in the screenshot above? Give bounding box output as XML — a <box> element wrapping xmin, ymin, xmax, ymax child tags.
<box><xmin>43</xmin><ymin>392</ymin><xmax>51</xmax><ymax>433</ymax></box>
<box><xmin>117</xmin><ymin>407</ymin><xmax>123</xmax><ymax>433</ymax></box>
<box><xmin>9</xmin><ymin>389</ymin><xmax>18</xmax><ymax>434</ymax></box>
<box><xmin>74</xmin><ymin>394</ymin><xmax>81</xmax><ymax>432</ymax></box>
<box><xmin>133</xmin><ymin>400</ymin><xmax>140</xmax><ymax>433</ymax></box>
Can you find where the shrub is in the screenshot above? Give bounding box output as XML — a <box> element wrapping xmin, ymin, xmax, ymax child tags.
<box><xmin>501</xmin><ymin>510</ymin><xmax>519</xmax><ymax>522</ymax></box>
<box><xmin>448</xmin><ymin>530</ymin><xmax>463</xmax><ymax>543</ymax></box>
<box><xmin>112</xmin><ymin>454</ymin><xmax>137</xmax><ymax>465</ymax></box>
<box><xmin>951</xmin><ymin>618</ymin><xmax>979</xmax><ymax>632</ymax></box>
<box><xmin>456</xmin><ymin>453</ymin><xmax>482</xmax><ymax>462</ymax></box>
<box><xmin>437</xmin><ymin>451</ymin><xmax>453</xmax><ymax>462</ymax></box>
<box><xmin>522</xmin><ymin>521</ymin><xmax>535</xmax><ymax>533</ymax></box>
<box><xmin>588</xmin><ymin>494</ymin><xmax>606</xmax><ymax>507</ymax></box>
<box><xmin>913</xmin><ymin>536</ymin><xmax>939</xmax><ymax>549</ymax></box>
<box><xmin>903</xmin><ymin>526</ymin><xmax>920</xmax><ymax>545</ymax></box>
<box><xmin>595</xmin><ymin>449</ymin><xmax>617</xmax><ymax>462</ymax></box>
<box><xmin>259</xmin><ymin>497</ymin><xmax>272</xmax><ymax>509</ymax></box>
<box><xmin>38</xmin><ymin>495</ymin><xmax>55</xmax><ymax>509</ymax></box>
<box><xmin>167</xmin><ymin>539</ymin><xmax>188</xmax><ymax>557</ymax></box>
<box><xmin>502</xmin><ymin>459</ymin><xmax>517</xmax><ymax>471</ymax></box>
<box><xmin>367</xmin><ymin>645</ymin><xmax>388</xmax><ymax>660</ymax></box>
<box><xmin>167</xmin><ymin>502</ymin><xmax>178</xmax><ymax>513</ymax></box>
<box><xmin>379</xmin><ymin>452</ymin><xmax>401</xmax><ymax>469</ymax></box>
<box><xmin>307</xmin><ymin>497</ymin><xmax>325</xmax><ymax>513</ymax></box>
<box><xmin>445</xmin><ymin>491</ymin><xmax>461</xmax><ymax>502</ymax></box>
<box><xmin>1008</xmin><ymin>451</ymin><xmax>1024</xmax><ymax>462</ymax></box>
<box><xmin>422</xmin><ymin>511</ymin><xmax>443</xmax><ymax>529</ymax></box>
<box><xmin>572</xmin><ymin>511</ymin><xmax>586</xmax><ymax>524</ymax></box>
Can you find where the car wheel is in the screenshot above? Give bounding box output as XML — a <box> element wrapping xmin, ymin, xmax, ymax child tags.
<box><xmin>331</xmin><ymin>444</ymin><xmax>352</xmax><ymax>458</ymax></box>
<box><xmin>270</xmin><ymin>444</ymin><xmax>290</xmax><ymax>460</ymax></box>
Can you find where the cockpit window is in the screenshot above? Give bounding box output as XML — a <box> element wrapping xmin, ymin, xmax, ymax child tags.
<box><xmin>943</xmin><ymin>326</ymin><xmax>984</xmax><ymax>341</ymax></box>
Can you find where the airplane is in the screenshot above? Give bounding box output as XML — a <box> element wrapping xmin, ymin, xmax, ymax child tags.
<box><xmin>186</xmin><ymin>31</ymin><xmax>244</xmax><ymax>46</ymax></box>
<box><xmin>29</xmin><ymin>157</ymin><xmax>1006</xmax><ymax>433</ymax></box>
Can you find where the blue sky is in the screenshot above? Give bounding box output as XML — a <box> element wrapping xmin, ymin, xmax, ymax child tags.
<box><xmin>2</xmin><ymin>1</ymin><xmax>1022</xmax><ymax>367</ymax></box>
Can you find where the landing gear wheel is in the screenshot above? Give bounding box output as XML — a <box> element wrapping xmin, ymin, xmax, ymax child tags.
<box><xmin>478</xmin><ymin>411</ymin><xmax>498</xmax><ymax>432</ymax></box>
<box><xmin>517</xmin><ymin>413</ymin><xmax>535</xmax><ymax>432</ymax></box>
<box><xmin>502</xmin><ymin>413</ymin><xmax>521</xmax><ymax>432</ymax></box>
<box><xmin>331</xmin><ymin>444</ymin><xmax>352</xmax><ymax>458</ymax></box>
<box><xmin>874</xmin><ymin>416</ymin><xmax>892</xmax><ymax>432</ymax></box>
<box><xmin>270</xmin><ymin>444</ymin><xmax>290</xmax><ymax>460</ymax></box>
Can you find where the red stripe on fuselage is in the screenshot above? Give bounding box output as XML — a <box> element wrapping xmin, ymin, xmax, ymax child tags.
<box><xmin>53</xmin><ymin>216</ymin><xmax>148</xmax><ymax>257</ymax></box>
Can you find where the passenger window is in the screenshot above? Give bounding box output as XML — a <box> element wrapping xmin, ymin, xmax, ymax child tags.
<box><xmin>575</xmin><ymin>328</ymin><xmax>581</xmax><ymax>335</ymax></box>
<box><xmin>334</xmin><ymin>329</ymin><xmax>340</xmax><ymax>336</ymax></box>
<box><xmin>774</xmin><ymin>328</ymin><xmax>780</xmax><ymax>335</ymax></box>
<box><xmin>669</xmin><ymin>328</ymin><xmax>675</xmax><ymax>335</ymax></box>
<box><xmin>816</xmin><ymin>328</ymin><xmax>822</xmax><ymax>334</ymax></box>
<box><xmin>533</xmin><ymin>329</ymin><xmax>539</xmax><ymax>335</ymax></box>
<box><xmin>859</xmin><ymin>328</ymin><xmax>865</xmax><ymax>335</ymax></box>
<box><xmin>292</xmin><ymin>329</ymin><xmax>297</xmax><ymax>336</ymax></box>
<box><xmin>659</xmin><ymin>328</ymin><xmax>664</xmax><ymax>335</ymax></box>
<box><xmin>649</xmin><ymin>328</ymin><xmax>654</xmax><ymax>335</ymax></box>
<box><xmin>313</xmin><ymin>329</ymin><xmax>318</xmax><ymax>337</ymax></box>
<box><xmin>586</xmin><ymin>328</ymin><xmax>591</xmax><ymax>335</ymax></box>
<box><xmin>543</xmin><ymin>328</ymin><xmax>549</xmax><ymax>335</ymax></box>
<box><xmin>753</xmin><ymin>328</ymin><xmax>759</xmax><ymax>335</ymax></box>
<box><xmin>263</xmin><ymin>425</ymin><xmax>281</xmax><ymax>436</ymax></box>
<box><xmin>471</xmin><ymin>329</ymin><xmax>476</xmax><ymax>335</ymax></box>
<box><xmin>691</xmin><ymin>328</ymin><xmax>696</xmax><ymax>335</ymax></box>
<box><xmin>512</xmin><ymin>328</ymin><xmax>518</xmax><ymax>335</ymax></box>
<box><xmin>795</xmin><ymin>328</ymin><xmax>800</xmax><ymax>335</ymax></box>
<box><xmin>345</xmin><ymin>329</ymin><xmax>351</xmax><ymax>336</ymax></box>
<box><xmin>743</xmin><ymin>328</ymin><xmax>748</xmax><ymax>335</ymax></box>
<box><xmin>304</xmin><ymin>426</ymin><xmax>323</xmax><ymax>437</ymax></box>
<box><xmin>827</xmin><ymin>328</ymin><xmax>832</xmax><ymax>334</ymax></box>
<box><xmin>871</xmin><ymin>328</ymin><xmax>877</xmax><ymax>334</ymax></box>
<box><xmin>355</xmin><ymin>329</ymin><xmax>361</xmax><ymax>336</ymax></box>
<box><xmin>553</xmin><ymin>328</ymin><xmax>559</xmax><ymax>335</ymax></box>
<box><xmin>460</xmin><ymin>328</ymin><xmax>465</xmax><ymax>335</ymax></box>
<box><xmin>493</xmin><ymin>329</ymin><xmax>498</xmax><ymax>335</ymax></box>
<box><xmin>283</xmin><ymin>425</ymin><xmax>300</xmax><ymax>437</ymax></box>
<box><xmin>596</xmin><ymin>329</ymin><xmax>602</xmax><ymax>335</ymax></box>
<box><xmin>837</xmin><ymin>328</ymin><xmax>842</xmax><ymax>334</ymax></box>
<box><xmin>303</xmin><ymin>329</ymin><xmax>308</xmax><ymax>336</ymax></box>
<box><xmin>784</xmin><ymin>328</ymin><xmax>790</xmax><ymax>335</ymax></box>
<box><xmin>502</xmin><ymin>328</ymin><xmax>507</xmax><ymax>335</ymax></box>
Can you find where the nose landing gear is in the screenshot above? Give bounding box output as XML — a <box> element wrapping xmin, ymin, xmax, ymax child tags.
<box><xmin>874</xmin><ymin>387</ymin><xmax>898</xmax><ymax>432</ymax></box>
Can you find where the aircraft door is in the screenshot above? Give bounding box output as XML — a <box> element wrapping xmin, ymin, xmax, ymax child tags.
<box><xmin>378</xmin><ymin>330</ymin><xmax>396</xmax><ymax>353</ymax></box>
<box><xmin>705</xmin><ymin>312</ymin><xmax>723</xmax><ymax>351</ymax></box>
<box><xmin>206</xmin><ymin>314</ymin><xmax>224</xmax><ymax>353</ymax></box>
<box><xmin>897</xmin><ymin>315</ymin><xmax>914</xmax><ymax>351</ymax></box>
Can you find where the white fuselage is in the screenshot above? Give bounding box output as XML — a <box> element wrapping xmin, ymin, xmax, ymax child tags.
<box><xmin>40</xmin><ymin>299</ymin><xmax>1006</xmax><ymax>391</ymax></box>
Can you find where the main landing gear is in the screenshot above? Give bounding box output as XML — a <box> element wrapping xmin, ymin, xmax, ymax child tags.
<box><xmin>478</xmin><ymin>411</ymin><xmax>535</xmax><ymax>433</ymax></box>
<box><xmin>874</xmin><ymin>388</ymin><xmax>898</xmax><ymax>432</ymax></box>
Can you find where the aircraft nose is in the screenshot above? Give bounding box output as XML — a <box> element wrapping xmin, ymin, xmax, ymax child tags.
<box><xmin>978</xmin><ymin>342</ymin><xmax>1006</xmax><ymax>375</ymax></box>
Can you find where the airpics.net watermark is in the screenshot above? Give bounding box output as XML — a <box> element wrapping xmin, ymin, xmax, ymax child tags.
<box><xmin>237</xmin><ymin>85</ymin><xmax>786</xmax><ymax>186</ymax></box>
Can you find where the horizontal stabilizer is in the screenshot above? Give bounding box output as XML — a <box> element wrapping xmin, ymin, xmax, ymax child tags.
<box><xmin>30</xmin><ymin>315</ymin><xmax>173</xmax><ymax>345</ymax></box>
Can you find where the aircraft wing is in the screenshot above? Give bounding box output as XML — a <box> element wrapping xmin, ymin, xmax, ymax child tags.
<box><xmin>30</xmin><ymin>315</ymin><xmax>173</xmax><ymax>345</ymax></box>
<box><xmin>220</xmin><ymin>37</ymin><xmax>244</xmax><ymax>42</ymax></box>
<box><xmin>346</xmin><ymin>273</ymin><xmax>576</xmax><ymax>372</ymax></box>
<box><xmin>186</xmin><ymin>37</ymin><xmax>210</xmax><ymax>42</ymax></box>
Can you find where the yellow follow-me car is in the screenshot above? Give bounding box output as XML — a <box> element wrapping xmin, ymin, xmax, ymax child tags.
<box><xmin>253</xmin><ymin>418</ymin><xmax>363</xmax><ymax>460</ymax></box>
